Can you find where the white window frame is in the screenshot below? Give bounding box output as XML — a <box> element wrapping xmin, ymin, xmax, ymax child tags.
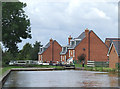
<box><xmin>39</xmin><ymin>55</ymin><xmax>41</xmax><ymax>61</ymax></box>
<box><xmin>41</xmin><ymin>55</ymin><xmax>42</xmax><ymax>61</ymax></box>
<box><xmin>69</xmin><ymin>50</ymin><xmax>70</xmax><ymax>57</ymax></box>
<box><xmin>61</xmin><ymin>56</ymin><xmax>62</xmax><ymax>61</ymax></box>
<box><xmin>71</xmin><ymin>51</ymin><xmax>72</xmax><ymax>55</ymax></box>
<box><xmin>62</xmin><ymin>47</ymin><xmax>63</xmax><ymax>52</ymax></box>
<box><xmin>73</xmin><ymin>50</ymin><xmax>75</xmax><ymax>57</ymax></box>
<box><xmin>65</xmin><ymin>55</ymin><xmax>66</xmax><ymax>62</ymax></box>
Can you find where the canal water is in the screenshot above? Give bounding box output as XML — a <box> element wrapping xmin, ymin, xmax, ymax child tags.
<box><xmin>3</xmin><ymin>70</ymin><xmax>119</xmax><ymax>87</ymax></box>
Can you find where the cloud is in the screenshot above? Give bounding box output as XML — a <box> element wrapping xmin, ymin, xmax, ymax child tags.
<box><xmin>18</xmin><ymin>0</ymin><xmax>118</xmax><ymax>50</ymax></box>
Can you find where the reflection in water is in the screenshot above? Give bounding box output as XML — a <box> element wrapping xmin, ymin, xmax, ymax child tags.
<box><xmin>3</xmin><ymin>70</ymin><xmax>119</xmax><ymax>87</ymax></box>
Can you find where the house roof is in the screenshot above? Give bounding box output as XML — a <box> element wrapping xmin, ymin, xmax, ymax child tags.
<box><xmin>106</xmin><ymin>38</ymin><xmax>120</xmax><ymax>47</ymax></box>
<box><xmin>60</xmin><ymin>31</ymin><xmax>87</xmax><ymax>54</ymax></box>
<box><xmin>68</xmin><ymin>32</ymin><xmax>86</xmax><ymax>49</ymax></box>
<box><xmin>38</xmin><ymin>41</ymin><xmax>53</xmax><ymax>54</ymax></box>
<box><xmin>60</xmin><ymin>50</ymin><xmax>67</xmax><ymax>55</ymax></box>
<box><xmin>108</xmin><ymin>41</ymin><xmax>120</xmax><ymax>56</ymax></box>
<box><xmin>106</xmin><ymin>38</ymin><xmax>120</xmax><ymax>41</ymax></box>
<box><xmin>44</xmin><ymin>42</ymin><xmax>50</xmax><ymax>48</ymax></box>
<box><xmin>113</xmin><ymin>41</ymin><xmax>120</xmax><ymax>56</ymax></box>
<box><xmin>69</xmin><ymin>30</ymin><xmax>93</xmax><ymax>49</ymax></box>
<box><xmin>75</xmin><ymin>32</ymin><xmax>85</xmax><ymax>39</ymax></box>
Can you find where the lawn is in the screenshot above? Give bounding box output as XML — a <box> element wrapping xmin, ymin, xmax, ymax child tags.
<box><xmin>75</xmin><ymin>64</ymin><xmax>119</xmax><ymax>72</ymax></box>
<box><xmin>0</xmin><ymin>65</ymin><xmax>64</xmax><ymax>76</ymax></box>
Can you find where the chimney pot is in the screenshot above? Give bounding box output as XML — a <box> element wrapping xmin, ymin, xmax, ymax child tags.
<box><xmin>68</xmin><ymin>35</ymin><xmax>72</xmax><ymax>45</ymax></box>
<box><xmin>50</xmin><ymin>38</ymin><xmax>53</xmax><ymax>44</ymax></box>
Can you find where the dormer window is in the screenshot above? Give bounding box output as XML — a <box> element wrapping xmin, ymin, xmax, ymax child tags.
<box><xmin>66</xmin><ymin>47</ymin><xmax>67</xmax><ymax>51</ymax></box>
<box><xmin>70</xmin><ymin>41</ymin><xmax>74</xmax><ymax>46</ymax></box>
<box><xmin>63</xmin><ymin>47</ymin><xmax>66</xmax><ymax>51</ymax></box>
<box><xmin>76</xmin><ymin>41</ymin><xmax>80</xmax><ymax>45</ymax></box>
<box><xmin>40</xmin><ymin>47</ymin><xmax>43</xmax><ymax>52</ymax></box>
<box><xmin>40</xmin><ymin>48</ymin><xmax>42</xmax><ymax>52</ymax></box>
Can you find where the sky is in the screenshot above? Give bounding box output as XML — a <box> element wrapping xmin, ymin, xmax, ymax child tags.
<box><xmin>18</xmin><ymin>0</ymin><xmax>118</xmax><ymax>50</ymax></box>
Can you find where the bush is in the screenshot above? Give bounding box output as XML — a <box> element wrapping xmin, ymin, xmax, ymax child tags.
<box><xmin>116</xmin><ymin>63</ymin><xmax>120</xmax><ymax>69</ymax></box>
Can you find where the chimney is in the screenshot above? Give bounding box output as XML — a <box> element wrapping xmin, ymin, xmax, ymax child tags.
<box><xmin>85</xmin><ymin>28</ymin><xmax>90</xmax><ymax>61</ymax></box>
<box><xmin>85</xmin><ymin>28</ymin><xmax>89</xmax><ymax>37</ymax></box>
<box><xmin>68</xmin><ymin>35</ymin><xmax>72</xmax><ymax>45</ymax></box>
<box><xmin>50</xmin><ymin>38</ymin><xmax>53</xmax><ymax>44</ymax></box>
<box><xmin>105</xmin><ymin>39</ymin><xmax>110</xmax><ymax>48</ymax></box>
<box><xmin>50</xmin><ymin>38</ymin><xmax>53</xmax><ymax>61</ymax></box>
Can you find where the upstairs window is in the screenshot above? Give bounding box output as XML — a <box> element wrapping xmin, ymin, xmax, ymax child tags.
<box><xmin>40</xmin><ymin>48</ymin><xmax>42</xmax><ymax>52</ymax></box>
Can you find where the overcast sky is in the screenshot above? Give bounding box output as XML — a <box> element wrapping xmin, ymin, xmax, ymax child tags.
<box><xmin>18</xmin><ymin>0</ymin><xmax>118</xmax><ymax>50</ymax></box>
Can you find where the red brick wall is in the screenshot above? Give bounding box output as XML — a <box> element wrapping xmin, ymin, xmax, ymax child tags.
<box><xmin>39</xmin><ymin>40</ymin><xmax>62</xmax><ymax>62</ymax></box>
<box><xmin>89</xmin><ymin>31</ymin><xmax>108</xmax><ymax>62</ymax></box>
<box><xmin>109</xmin><ymin>45</ymin><xmax>119</xmax><ymax>68</ymax></box>
<box><xmin>75</xmin><ymin>38</ymin><xmax>87</xmax><ymax>62</ymax></box>
<box><xmin>42</xmin><ymin>45</ymin><xmax>52</xmax><ymax>62</ymax></box>
<box><xmin>53</xmin><ymin>40</ymin><xmax>62</xmax><ymax>61</ymax></box>
<box><xmin>75</xmin><ymin>31</ymin><xmax>108</xmax><ymax>63</ymax></box>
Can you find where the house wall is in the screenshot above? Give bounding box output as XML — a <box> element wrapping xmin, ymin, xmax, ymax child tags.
<box><xmin>53</xmin><ymin>41</ymin><xmax>62</xmax><ymax>61</ymax></box>
<box><xmin>40</xmin><ymin>41</ymin><xmax>62</xmax><ymax>62</ymax></box>
<box><xmin>89</xmin><ymin>31</ymin><xmax>108</xmax><ymax>62</ymax></box>
<box><xmin>75</xmin><ymin>38</ymin><xmax>87</xmax><ymax>62</ymax></box>
<box><xmin>109</xmin><ymin>45</ymin><xmax>119</xmax><ymax>68</ymax></box>
<box><xmin>75</xmin><ymin>31</ymin><xmax>108</xmax><ymax>63</ymax></box>
<box><xmin>42</xmin><ymin>46</ymin><xmax>52</xmax><ymax>62</ymax></box>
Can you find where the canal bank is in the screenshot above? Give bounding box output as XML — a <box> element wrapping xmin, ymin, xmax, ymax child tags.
<box><xmin>1</xmin><ymin>66</ymin><xmax>120</xmax><ymax>88</ymax></box>
<box><xmin>1</xmin><ymin>67</ymin><xmax>75</xmax><ymax>88</ymax></box>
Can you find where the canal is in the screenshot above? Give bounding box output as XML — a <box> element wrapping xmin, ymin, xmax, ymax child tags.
<box><xmin>3</xmin><ymin>70</ymin><xmax>119</xmax><ymax>87</ymax></box>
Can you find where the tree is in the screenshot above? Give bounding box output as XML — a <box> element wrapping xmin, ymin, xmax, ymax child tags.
<box><xmin>31</xmin><ymin>41</ymin><xmax>42</xmax><ymax>60</ymax></box>
<box><xmin>19</xmin><ymin>43</ymin><xmax>33</xmax><ymax>60</ymax></box>
<box><xmin>2</xmin><ymin>2</ymin><xmax>31</xmax><ymax>55</ymax></box>
<box><xmin>2</xmin><ymin>51</ymin><xmax>14</xmax><ymax>66</ymax></box>
<box><xmin>77</xmin><ymin>54</ymin><xmax>86</xmax><ymax>67</ymax></box>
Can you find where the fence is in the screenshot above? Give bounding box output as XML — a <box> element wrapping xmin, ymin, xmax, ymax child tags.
<box><xmin>87</xmin><ymin>61</ymin><xmax>109</xmax><ymax>67</ymax></box>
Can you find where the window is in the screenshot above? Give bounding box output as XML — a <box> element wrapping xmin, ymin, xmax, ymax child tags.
<box><xmin>40</xmin><ymin>48</ymin><xmax>42</xmax><ymax>52</ymax></box>
<box><xmin>65</xmin><ymin>56</ymin><xmax>66</xmax><ymax>61</ymax></box>
<box><xmin>76</xmin><ymin>41</ymin><xmax>79</xmax><ymax>45</ymax></box>
<box><xmin>69</xmin><ymin>50</ymin><xmax>70</xmax><ymax>57</ymax></box>
<box><xmin>83</xmin><ymin>48</ymin><xmax>85</xmax><ymax>51</ymax></box>
<box><xmin>72</xmin><ymin>41</ymin><xmax>74</xmax><ymax>45</ymax></box>
<box><xmin>71</xmin><ymin>51</ymin><xmax>72</xmax><ymax>55</ymax></box>
<box><xmin>62</xmin><ymin>47</ymin><xmax>65</xmax><ymax>51</ymax></box>
<box><xmin>61</xmin><ymin>56</ymin><xmax>62</xmax><ymax>61</ymax></box>
<box><xmin>39</xmin><ymin>55</ymin><xmax>41</xmax><ymax>61</ymax></box>
<box><xmin>73</xmin><ymin>50</ymin><xmax>75</xmax><ymax>57</ymax></box>
<box><xmin>41</xmin><ymin>55</ymin><xmax>42</xmax><ymax>60</ymax></box>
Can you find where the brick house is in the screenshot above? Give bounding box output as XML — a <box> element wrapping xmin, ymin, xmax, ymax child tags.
<box><xmin>38</xmin><ymin>38</ymin><xmax>62</xmax><ymax>62</ymax></box>
<box><xmin>105</xmin><ymin>38</ymin><xmax>120</xmax><ymax>48</ymax></box>
<box><xmin>60</xmin><ymin>28</ymin><xmax>109</xmax><ymax>63</ymax></box>
<box><xmin>107</xmin><ymin>39</ymin><xmax>120</xmax><ymax>68</ymax></box>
